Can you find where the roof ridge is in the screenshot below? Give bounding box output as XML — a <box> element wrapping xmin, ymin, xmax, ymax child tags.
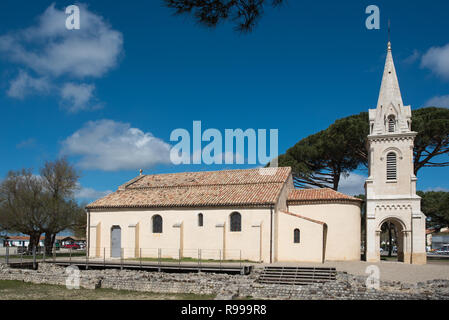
<box><xmin>288</xmin><ymin>188</ymin><xmax>363</xmax><ymax>202</ymax></box>
<box><xmin>118</xmin><ymin>174</ymin><xmax>147</xmax><ymax>190</ymax></box>
<box><xmin>125</xmin><ymin>181</ymin><xmax>286</xmax><ymax>190</ymax></box>
<box><xmin>133</xmin><ymin>166</ymin><xmax>290</xmax><ymax>179</ymax></box>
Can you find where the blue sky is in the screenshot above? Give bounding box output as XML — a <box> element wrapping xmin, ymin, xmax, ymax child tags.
<box><xmin>0</xmin><ymin>0</ymin><xmax>448</xmax><ymax>201</ymax></box>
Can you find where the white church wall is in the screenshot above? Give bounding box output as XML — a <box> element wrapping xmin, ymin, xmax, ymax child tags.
<box><xmin>273</xmin><ymin>174</ymin><xmax>295</xmax><ymax>262</ymax></box>
<box><xmin>276</xmin><ymin>212</ymin><xmax>324</xmax><ymax>263</ymax></box>
<box><xmin>88</xmin><ymin>207</ymin><xmax>272</xmax><ymax>262</ymax></box>
<box><xmin>288</xmin><ymin>203</ymin><xmax>361</xmax><ymax>261</ymax></box>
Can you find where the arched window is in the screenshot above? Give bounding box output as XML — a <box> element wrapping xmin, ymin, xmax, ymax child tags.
<box><xmin>198</xmin><ymin>213</ymin><xmax>203</xmax><ymax>227</ymax></box>
<box><xmin>294</xmin><ymin>229</ymin><xmax>300</xmax><ymax>243</ymax></box>
<box><xmin>386</xmin><ymin>152</ymin><xmax>397</xmax><ymax>180</ymax></box>
<box><xmin>152</xmin><ymin>215</ymin><xmax>163</xmax><ymax>233</ymax></box>
<box><xmin>388</xmin><ymin>116</ymin><xmax>396</xmax><ymax>133</ymax></box>
<box><xmin>230</xmin><ymin>212</ymin><xmax>241</xmax><ymax>232</ymax></box>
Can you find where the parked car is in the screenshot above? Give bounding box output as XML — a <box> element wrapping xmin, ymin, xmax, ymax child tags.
<box><xmin>76</xmin><ymin>242</ymin><xmax>86</xmax><ymax>249</ymax></box>
<box><xmin>63</xmin><ymin>243</ymin><xmax>80</xmax><ymax>249</ymax></box>
<box><xmin>436</xmin><ymin>245</ymin><xmax>449</xmax><ymax>255</ymax></box>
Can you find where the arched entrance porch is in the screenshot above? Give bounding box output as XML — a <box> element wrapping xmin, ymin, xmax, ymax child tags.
<box><xmin>378</xmin><ymin>217</ymin><xmax>408</xmax><ymax>262</ymax></box>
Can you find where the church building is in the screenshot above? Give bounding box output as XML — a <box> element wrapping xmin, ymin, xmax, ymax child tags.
<box><xmin>86</xmin><ymin>167</ymin><xmax>362</xmax><ymax>263</ymax></box>
<box><xmin>86</xmin><ymin>41</ymin><xmax>426</xmax><ymax>264</ymax></box>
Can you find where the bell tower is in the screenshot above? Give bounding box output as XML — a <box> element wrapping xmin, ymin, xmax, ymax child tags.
<box><xmin>365</xmin><ymin>42</ymin><xmax>426</xmax><ymax>264</ymax></box>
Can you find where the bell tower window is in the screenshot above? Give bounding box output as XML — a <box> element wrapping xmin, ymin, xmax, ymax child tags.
<box><xmin>386</xmin><ymin>152</ymin><xmax>397</xmax><ymax>180</ymax></box>
<box><xmin>388</xmin><ymin>116</ymin><xmax>396</xmax><ymax>133</ymax></box>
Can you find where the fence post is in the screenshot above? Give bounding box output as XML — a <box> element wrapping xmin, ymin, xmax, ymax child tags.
<box><xmin>20</xmin><ymin>249</ymin><xmax>23</xmax><ymax>267</ymax></box>
<box><xmin>179</xmin><ymin>248</ymin><xmax>181</xmax><ymax>266</ymax></box>
<box><xmin>5</xmin><ymin>246</ymin><xmax>9</xmax><ymax>265</ymax></box>
<box><xmin>240</xmin><ymin>250</ymin><xmax>243</xmax><ymax>274</ymax></box>
<box><xmin>240</xmin><ymin>250</ymin><xmax>242</xmax><ymax>268</ymax></box>
<box><xmin>219</xmin><ymin>249</ymin><xmax>222</xmax><ymax>271</ymax></box>
<box><xmin>86</xmin><ymin>250</ymin><xmax>89</xmax><ymax>270</ymax></box>
<box><xmin>103</xmin><ymin>247</ymin><xmax>106</xmax><ymax>267</ymax></box>
<box><xmin>69</xmin><ymin>247</ymin><xmax>72</xmax><ymax>265</ymax></box>
<box><xmin>198</xmin><ymin>249</ymin><xmax>201</xmax><ymax>273</ymax></box>
<box><xmin>43</xmin><ymin>246</ymin><xmax>46</xmax><ymax>262</ymax></box>
<box><xmin>140</xmin><ymin>248</ymin><xmax>142</xmax><ymax>269</ymax></box>
<box><xmin>158</xmin><ymin>248</ymin><xmax>161</xmax><ymax>272</ymax></box>
<box><xmin>53</xmin><ymin>246</ymin><xmax>56</xmax><ymax>262</ymax></box>
<box><xmin>32</xmin><ymin>247</ymin><xmax>36</xmax><ymax>270</ymax></box>
<box><xmin>120</xmin><ymin>248</ymin><xmax>124</xmax><ymax>270</ymax></box>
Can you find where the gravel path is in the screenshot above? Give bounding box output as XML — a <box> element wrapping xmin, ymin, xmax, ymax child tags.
<box><xmin>269</xmin><ymin>259</ymin><xmax>449</xmax><ymax>284</ymax></box>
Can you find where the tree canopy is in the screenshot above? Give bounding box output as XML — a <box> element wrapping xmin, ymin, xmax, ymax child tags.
<box><xmin>277</xmin><ymin>112</ymin><xmax>368</xmax><ymax>189</ymax></box>
<box><xmin>0</xmin><ymin>169</ymin><xmax>48</xmax><ymax>250</ymax></box>
<box><xmin>417</xmin><ymin>190</ymin><xmax>449</xmax><ymax>228</ymax></box>
<box><xmin>276</xmin><ymin>107</ymin><xmax>449</xmax><ymax>190</ymax></box>
<box><xmin>163</xmin><ymin>0</ymin><xmax>284</xmax><ymax>32</ymax></box>
<box><xmin>39</xmin><ymin>158</ymin><xmax>80</xmax><ymax>252</ymax></box>
<box><xmin>0</xmin><ymin>159</ymin><xmax>85</xmax><ymax>252</ymax></box>
<box><xmin>412</xmin><ymin>107</ymin><xmax>449</xmax><ymax>174</ymax></box>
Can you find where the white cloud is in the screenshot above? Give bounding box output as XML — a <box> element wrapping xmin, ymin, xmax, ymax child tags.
<box><xmin>338</xmin><ymin>172</ymin><xmax>366</xmax><ymax>196</ymax></box>
<box><xmin>424</xmin><ymin>187</ymin><xmax>449</xmax><ymax>192</ymax></box>
<box><xmin>403</xmin><ymin>50</ymin><xmax>420</xmax><ymax>64</ymax></box>
<box><xmin>75</xmin><ymin>186</ymin><xmax>112</xmax><ymax>200</ymax></box>
<box><xmin>421</xmin><ymin>43</ymin><xmax>449</xmax><ymax>79</ymax></box>
<box><xmin>16</xmin><ymin>138</ymin><xmax>36</xmax><ymax>149</ymax></box>
<box><xmin>61</xmin><ymin>120</ymin><xmax>172</xmax><ymax>171</ymax></box>
<box><xmin>7</xmin><ymin>70</ymin><xmax>51</xmax><ymax>98</ymax></box>
<box><xmin>0</xmin><ymin>3</ymin><xmax>123</xmax><ymax>111</ymax></box>
<box><xmin>424</xmin><ymin>95</ymin><xmax>449</xmax><ymax>108</ymax></box>
<box><xmin>60</xmin><ymin>82</ymin><xmax>102</xmax><ymax>112</ymax></box>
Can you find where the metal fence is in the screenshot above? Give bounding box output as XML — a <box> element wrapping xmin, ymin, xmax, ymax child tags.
<box><xmin>3</xmin><ymin>246</ymin><xmax>255</xmax><ymax>270</ymax></box>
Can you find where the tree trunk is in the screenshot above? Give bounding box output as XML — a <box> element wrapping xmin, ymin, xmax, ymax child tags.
<box><xmin>44</xmin><ymin>233</ymin><xmax>52</xmax><ymax>255</ymax></box>
<box><xmin>44</xmin><ymin>232</ymin><xmax>57</xmax><ymax>255</ymax></box>
<box><xmin>28</xmin><ymin>232</ymin><xmax>41</xmax><ymax>253</ymax></box>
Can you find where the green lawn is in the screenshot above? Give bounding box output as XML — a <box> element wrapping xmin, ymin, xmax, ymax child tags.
<box><xmin>0</xmin><ymin>280</ymin><xmax>215</xmax><ymax>300</ymax></box>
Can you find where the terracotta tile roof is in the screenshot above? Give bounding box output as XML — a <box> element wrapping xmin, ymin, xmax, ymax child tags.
<box><xmin>87</xmin><ymin>167</ymin><xmax>292</xmax><ymax>209</ymax></box>
<box><xmin>287</xmin><ymin>188</ymin><xmax>363</xmax><ymax>204</ymax></box>
<box><xmin>119</xmin><ymin>167</ymin><xmax>291</xmax><ymax>189</ymax></box>
<box><xmin>280</xmin><ymin>211</ymin><xmax>325</xmax><ymax>225</ymax></box>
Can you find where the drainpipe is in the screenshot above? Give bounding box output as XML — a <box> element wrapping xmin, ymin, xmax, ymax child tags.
<box><xmin>86</xmin><ymin>209</ymin><xmax>90</xmax><ymax>257</ymax></box>
<box><xmin>410</xmin><ymin>213</ymin><xmax>413</xmax><ymax>264</ymax></box>
<box><xmin>270</xmin><ymin>205</ymin><xmax>274</xmax><ymax>264</ymax></box>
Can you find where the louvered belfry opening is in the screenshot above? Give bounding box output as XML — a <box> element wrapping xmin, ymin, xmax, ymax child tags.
<box><xmin>388</xmin><ymin>117</ymin><xmax>396</xmax><ymax>132</ymax></box>
<box><xmin>386</xmin><ymin>152</ymin><xmax>397</xmax><ymax>180</ymax></box>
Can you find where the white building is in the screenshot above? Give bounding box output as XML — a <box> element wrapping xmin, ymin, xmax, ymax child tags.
<box><xmin>86</xmin><ymin>41</ymin><xmax>426</xmax><ymax>264</ymax></box>
<box><xmin>86</xmin><ymin>167</ymin><xmax>362</xmax><ymax>263</ymax></box>
<box><xmin>365</xmin><ymin>41</ymin><xmax>426</xmax><ymax>264</ymax></box>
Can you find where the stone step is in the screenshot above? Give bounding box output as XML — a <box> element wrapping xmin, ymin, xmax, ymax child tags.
<box><xmin>257</xmin><ymin>266</ymin><xmax>337</xmax><ymax>286</ymax></box>
<box><xmin>258</xmin><ymin>274</ymin><xmax>336</xmax><ymax>278</ymax></box>
<box><xmin>261</xmin><ymin>271</ymin><xmax>336</xmax><ymax>276</ymax></box>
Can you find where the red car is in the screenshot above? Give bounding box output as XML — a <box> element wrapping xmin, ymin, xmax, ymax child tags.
<box><xmin>63</xmin><ymin>243</ymin><xmax>80</xmax><ymax>249</ymax></box>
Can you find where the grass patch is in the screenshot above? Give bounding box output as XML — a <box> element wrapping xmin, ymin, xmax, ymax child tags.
<box><xmin>0</xmin><ymin>280</ymin><xmax>215</xmax><ymax>300</ymax></box>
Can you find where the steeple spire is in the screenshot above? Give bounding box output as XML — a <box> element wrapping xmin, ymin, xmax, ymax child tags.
<box><xmin>377</xmin><ymin>41</ymin><xmax>403</xmax><ymax>110</ymax></box>
<box><xmin>369</xmin><ymin>41</ymin><xmax>412</xmax><ymax>135</ymax></box>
